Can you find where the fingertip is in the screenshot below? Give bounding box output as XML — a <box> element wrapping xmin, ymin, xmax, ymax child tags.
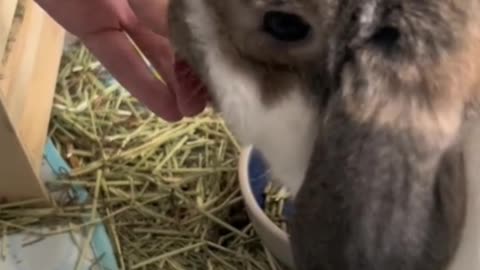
<box><xmin>130</xmin><ymin>90</ymin><xmax>181</xmax><ymax>120</ymax></box>
<box><xmin>155</xmin><ymin>110</ymin><xmax>184</xmax><ymax>122</ymax></box>
<box><xmin>82</xmin><ymin>30</ymin><xmax>183</xmax><ymax>123</ymax></box>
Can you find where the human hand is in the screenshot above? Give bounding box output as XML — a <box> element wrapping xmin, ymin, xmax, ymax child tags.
<box><xmin>35</xmin><ymin>0</ymin><xmax>208</xmax><ymax>122</ymax></box>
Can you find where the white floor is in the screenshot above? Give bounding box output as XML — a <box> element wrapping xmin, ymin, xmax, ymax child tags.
<box><xmin>1</xmin><ymin>33</ymin><xmax>114</xmax><ymax>270</ymax></box>
<box><xmin>0</xmin><ymin>137</ymin><xmax>99</xmax><ymax>270</ymax></box>
<box><xmin>0</xmin><ymin>229</ymin><xmax>99</xmax><ymax>270</ymax></box>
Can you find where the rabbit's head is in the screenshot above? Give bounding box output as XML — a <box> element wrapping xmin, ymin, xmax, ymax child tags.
<box><xmin>189</xmin><ymin>0</ymin><xmax>480</xmax><ymax>119</ymax></box>
<box><xmin>322</xmin><ymin>1</ymin><xmax>480</xmax><ymax>148</ymax></box>
<box><xmin>217</xmin><ymin>0</ymin><xmax>480</xmax><ymax>115</ymax></box>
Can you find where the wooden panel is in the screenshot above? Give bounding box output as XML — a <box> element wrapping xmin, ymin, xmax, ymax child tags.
<box><xmin>0</xmin><ymin>0</ymin><xmax>19</xmax><ymax>64</ymax></box>
<box><xmin>17</xmin><ymin>7</ymin><xmax>65</xmax><ymax>172</ymax></box>
<box><xmin>1</xmin><ymin>0</ymin><xmax>24</xmax><ymax>99</ymax></box>
<box><xmin>1</xmin><ymin>0</ymin><xmax>45</xmax><ymax>125</ymax></box>
<box><xmin>0</xmin><ymin>97</ymin><xmax>49</xmax><ymax>204</ymax></box>
<box><xmin>0</xmin><ymin>0</ymin><xmax>65</xmax><ymax>204</ymax></box>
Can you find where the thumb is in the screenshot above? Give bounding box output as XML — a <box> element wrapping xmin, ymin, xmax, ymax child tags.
<box><xmin>128</xmin><ymin>0</ymin><xmax>170</xmax><ymax>37</ymax></box>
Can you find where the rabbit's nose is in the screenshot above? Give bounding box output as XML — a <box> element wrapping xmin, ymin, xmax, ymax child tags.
<box><xmin>349</xmin><ymin>26</ymin><xmax>400</xmax><ymax>51</ymax></box>
<box><xmin>348</xmin><ymin>2</ymin><xmax>401</xmax><ymax>51</ymax></box>
<box><xmin>262</xmin><ymin>11</ymin><xmax>311</xmax><ymax>42</ymax></box>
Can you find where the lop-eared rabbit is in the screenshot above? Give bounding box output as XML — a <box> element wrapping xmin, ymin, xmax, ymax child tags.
<box><xmin>168</xmin><ymin>0</ymin><xmax>480</xmax><ymax>269</ymax></box>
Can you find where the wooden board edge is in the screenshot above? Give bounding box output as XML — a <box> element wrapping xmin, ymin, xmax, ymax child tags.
<box><xmin>0</xmin><ymin>97</ymin><xmax>50</xmax><ymax>205</ymax></box>
<box><xmin>18</xmin><ymin>4</ymin><xmax>66</xmax><ymax>173</ymax></box>
<box><xmin>4</xmin><ymin>0</ymin><xmax>46</xmax><ymax>125</ymax></box>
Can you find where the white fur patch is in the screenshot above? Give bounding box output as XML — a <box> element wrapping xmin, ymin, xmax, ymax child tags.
<box><xmin>183</xmin><ymin>0</ymin><xmax>317</xmax><ymax>197</ymax></box>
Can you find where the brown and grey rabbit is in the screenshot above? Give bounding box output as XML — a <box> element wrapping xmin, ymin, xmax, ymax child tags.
<box><xmin>168</xmin><ymin>0</ymin><xmax>480</xmax><ymax>269</ymax></box>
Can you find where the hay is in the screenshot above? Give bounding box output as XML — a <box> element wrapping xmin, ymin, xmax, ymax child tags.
<box><xmin>0</xmin><ymin>44</ymin><xmax>286</xmax><ymax>269</ymax></box>
<box><xmin>264</xmin><ymin>183</ymin><xmax>290</xmax><ymax>232</ymax></box>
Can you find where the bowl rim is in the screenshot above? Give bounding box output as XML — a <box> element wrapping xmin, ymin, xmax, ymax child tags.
<box><xmin>238</xmin><ymin>145</ymin><xmax>290</xmax><ymax>243</ymax></box>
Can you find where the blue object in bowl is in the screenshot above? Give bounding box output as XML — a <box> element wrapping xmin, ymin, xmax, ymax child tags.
<box><xmin>247</xmin><ymin>149</ymin><xmax>295</xmax><ymax>219</ymax></box>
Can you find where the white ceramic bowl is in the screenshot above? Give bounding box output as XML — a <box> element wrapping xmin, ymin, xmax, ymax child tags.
<box><xmin>238</xmin><ymin>145</ymin><xmax>295</xmax><ymax>269</ymax></box>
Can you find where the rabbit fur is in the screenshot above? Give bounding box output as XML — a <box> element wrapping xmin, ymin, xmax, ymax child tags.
<box><xmin>168</xmin><ymin>0</ymin><xmax>480</xmax><ymax>269</ymax></box>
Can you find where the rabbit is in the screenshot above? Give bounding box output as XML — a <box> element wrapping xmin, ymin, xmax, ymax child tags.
<box><xmin>168</xmin><ymin>0</ymin><xmax>480</xmax><ymax>269</ymax></box>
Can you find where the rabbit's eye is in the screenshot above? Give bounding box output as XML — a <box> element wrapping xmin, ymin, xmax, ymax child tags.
<box><xmin>262</xmin><ymin>11</ymin><xmax>310</xmax><ymax>42</ymax></box>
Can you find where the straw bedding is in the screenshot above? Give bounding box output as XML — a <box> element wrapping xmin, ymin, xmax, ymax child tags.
<box><xmin>0</xmin><ymin>43</ymin><xmax>289</xmax><ymax>270</ymax></box>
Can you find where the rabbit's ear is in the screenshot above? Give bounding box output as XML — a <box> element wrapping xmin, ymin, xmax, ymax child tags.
<box><xmin>290</xmin><ymin>86</ymin><xmax>466</xmax><ymax>270</ymax></box>
<box><xmin>291</xmin><ymin>58</ymin><xmax>471</xmax><ymax>266</ymax></box>
<box><xmin>291</xmin><ymin>126</ymin><xmax>466</xmax><ymax>268</ymax></box>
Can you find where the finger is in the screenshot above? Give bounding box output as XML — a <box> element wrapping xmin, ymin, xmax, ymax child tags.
<box><xmin>124</xmin><ymin>8</ymin><xmax>209</xmax><ymax>117</ymax></box>
<box><xmin>125</xmin><ymin>25</ymin><xmax>179</xmax><ymax>101</ymax></box>
<box><xmin>125</xmin><ymin>23</ymin><xmax>208</xmax><ymax>117</ymax></box>
<box><xmin>81</xmin><ymin>30</ymin><xmax>183</xmax><ymax>122</ymax></box>
<box><xmin>128</xmin><ymin>0</ymin><xmax>169</xmax><ymax>36</ymax></box>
